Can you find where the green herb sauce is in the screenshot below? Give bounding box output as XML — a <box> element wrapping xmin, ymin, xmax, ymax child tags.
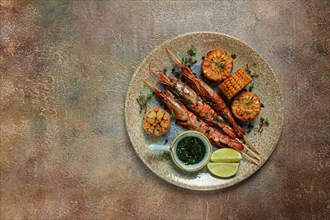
<box><xmin>176</xmin><ymin>137</ymin><xmax>206</xmax><ymax>165</ymax></box>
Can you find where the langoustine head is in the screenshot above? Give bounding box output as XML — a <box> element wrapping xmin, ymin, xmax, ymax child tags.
<box><xmin>156</xmin><ymin>72</ymin><xmax>178</xmax><ymax>88</ymax></box>
<box><xmin>143</xmin><ymin>80</ymin><xmax>189</xmax><ymax>122</ymax></box>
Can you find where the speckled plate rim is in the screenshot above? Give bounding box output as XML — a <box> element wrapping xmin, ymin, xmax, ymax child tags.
<box><xmin>125</xmin><ymin>31</ymin><xmax>284</xmax><ymax>191</ymax></box>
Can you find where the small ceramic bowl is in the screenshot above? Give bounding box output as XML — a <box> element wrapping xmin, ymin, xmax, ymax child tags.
<box><xmin>148</xmin><ymin>130</ymin><xmax>212</xmax><ymax>171</ymax></box>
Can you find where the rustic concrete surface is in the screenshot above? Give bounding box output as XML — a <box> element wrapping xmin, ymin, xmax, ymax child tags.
<box><xmin>0</xmin><ymin>0</ymin><xmax>329</xmax><ymax>219</ymax></box>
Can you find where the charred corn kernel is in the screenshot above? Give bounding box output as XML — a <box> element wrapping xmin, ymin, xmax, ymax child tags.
<box><xmin>219</xmin><ymin>69</ymin><xmax>253</xmax><ymax>99</ymax></box>
<box><xmin>231</xmin><ymin>91</ymin><xmax>261</xmax><ymax>121</ymax></box>
<box><xmin>202</xmin><ymin>49</ymin><xmax>233</xmax><ymax>82</ymax></box>
<box><xmin>143</xmin><ymin>107</ymin><xmax>171</xmax><ymax>136</ymax></box>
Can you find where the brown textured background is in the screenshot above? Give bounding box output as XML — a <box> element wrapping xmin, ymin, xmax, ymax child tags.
<box><xmin>0</xmin><ymin>0</ymin><xmax>329</xmax><ymax>219</ymax></box>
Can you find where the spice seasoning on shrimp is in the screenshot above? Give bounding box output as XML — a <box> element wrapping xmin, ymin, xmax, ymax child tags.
<box><xmin>215</xmin><ymin>118</ymin><xmax>224</xmax><ymax>123</ymax></box>
<box><xmin>186</xmin><ymin>99</ymin><xmax>193</xmax><ymax>105</ymax></box>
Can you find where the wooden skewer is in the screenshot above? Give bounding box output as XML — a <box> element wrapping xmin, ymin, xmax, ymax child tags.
<box><xmin>241</xmin><ymin>151</ymin><xmax>259</xmax><ymax>165</ymax></box>
<box><xmin>245</xmin><ymin>145</ymin><xmax>261</xmax><ymax>161</ymax></box>
<box><xmin>165</xmin><ymin>48</ymin><xmax>184</xmax><ymax>67</ymax></box>
<box><xmin>236</xmin><ymin>138</ymin><xmax>261</xmax><ymax>161</ymax></box>
<box><xmin>243</xmin><ymin>135</ymin><xmax>261</xmax><ymax>155</ymax></box>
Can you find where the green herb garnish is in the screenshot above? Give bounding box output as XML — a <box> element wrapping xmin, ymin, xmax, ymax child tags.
<box><xmin>215</xmin><ymin>118</ymin><xmax>224</xmax><ymax>123</ymax></box>
<box><xmin>258</xmin><ymin>117</ymin><xmax>269</xmax><ymax>133</ymax></box>
<box><xmin>173</xmin><ymin>84</ymin><xmax>181</xmax><ymax>95</ymax></box>
<box><xmin>137</xmin><ymin>91</ymin><xmax>154</xmax><ymax>113</ymax></box>
<box><xmin>249</xmin><ymin>83</ymin><xmax>255</xmax><ymax>92</ymax></box>
<box><xmin>187</xmin><ymin>45</ymin><xmax>197</xmax><ymax>57</ymax></box>
<box><xmin>245</xmin><ymin>63</ymin><xmax>259</xmax><ymax>78</ymax></box>
<box><xmin>202</xmin><ymin>98</ymin><xmax>210</xmax><ymax>105</ymax></box>
<box><xmin>250</xmin><ymin>71</ymin><xmax>259</xmax><ymax>78</ymax></box>
<box><xmin>159</xmin><ymin>152</ymin><xmax>171</xmax><ymax>161</ymax></box>
<box><xmin>163</xmin><ymin>67</ymin><xmax>168</xmax><ymax>74</ymax></box>
<box><xmin>186</xmin><ymin>99</ymin><xmax>193</xmax><ymax>105</ymax></box>
<box><xmin>265</xmin><ymin>118</ymin><xmax>270</xmax><ymax>126</ymax></box>
<box><xmin>182</xmin><ymin>57</ymin><xmax>197</xmax><ymax>66</ymax></box>
<box><xmin>222</xmin><ymin>111</ymin><xmax>228</xmax><ymax>119</ymax></box>
<box><xmin>173</xmin><ymin>71</ymin><xmax>182</xmax><ymax>80</ymax></box>
<box><xmin>216</xmin><ymin>61</ymin><xmax>226</xmax><ymax>70</ymax></box>
<box><xmin>247</xmin><ymin>123</ymin><xmax>254</xmax><ymax>134</ymax></box>
<box><xmin>261</xmin><ymin>103</ymin><xmax>265</xmax><ymax>108</ymax></box>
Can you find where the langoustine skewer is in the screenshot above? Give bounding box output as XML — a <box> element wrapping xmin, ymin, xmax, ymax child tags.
<box><xmin>165</xmin><ymin>48</ymin><xmax>261</xmax><ymax>155</ymax></box>
<box><xmin>152</xmin><ymin>70</ymin><xmax>238</xmax><ymax>139</ymax></box>
<box><xmin>143</xmin><ymin>80</ymin><xmax>244</xmax><ymax>151</ymax></box>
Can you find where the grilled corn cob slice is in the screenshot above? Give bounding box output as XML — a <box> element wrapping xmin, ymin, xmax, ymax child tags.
<box><xmin>202</xmin><ymin>49</ymin><xmax>233</xmax><ymax>82</ymax></box>
<box><xmin>219</xmin><ymin>69</ymin><xmax>252</xmax><ymax>99</ymax></box>
<box><xmin>143</xmin><ymin>107</ymin><xmax>171</xmax><ymax>136</ymax></box>
<box><xmin>231</xmin><ymin>91</ymin><xmax>261</xmax><ymax>121</ymax></box>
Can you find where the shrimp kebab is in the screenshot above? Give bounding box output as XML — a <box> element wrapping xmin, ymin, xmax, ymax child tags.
<box><xmin>143</xmin><ymin>80</ymin><xmax>259</xmax><ymax>165</ymax></box>
<box><xmin>150</xmin><ymin>69</ymin><xmax>260</xmax><ymax>161</ymax></box>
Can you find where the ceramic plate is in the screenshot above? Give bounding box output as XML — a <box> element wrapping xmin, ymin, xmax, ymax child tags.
<box><xmin>125</xmin><ymin>32</ymin><xmax>283</xmax><ymax>190</ymax></box>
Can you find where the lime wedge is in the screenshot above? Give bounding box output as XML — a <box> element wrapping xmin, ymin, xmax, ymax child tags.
<box><xmin>211</xmin><ymin>148</ymin><xmax>242</xmax><ymax>163</ymax></box>
<box><xmin>207</xmin><ymin>162</ymin><xmax>239</xmax><ymax>178</ymax></box>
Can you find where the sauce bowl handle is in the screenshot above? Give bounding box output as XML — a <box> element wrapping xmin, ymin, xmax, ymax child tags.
<box><xmin>148</xmin><ymin>144</ymin><xmax>170</xmax><ymax>152</ymax></box>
